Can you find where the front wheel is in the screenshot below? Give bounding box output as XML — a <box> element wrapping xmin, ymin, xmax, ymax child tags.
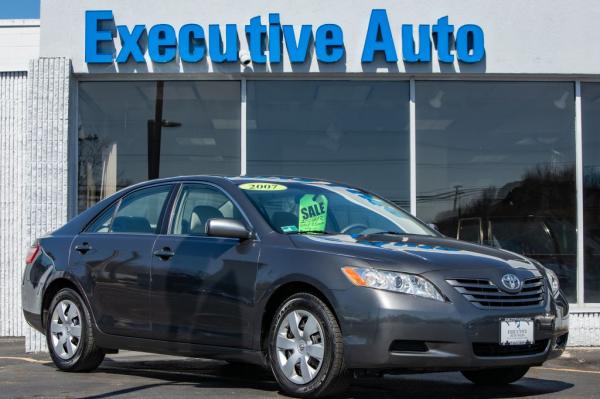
<box><xmin>268</xmin><ymin>293</ymin><xmax>350</xmax><ymax>398</ymax></box>
<box><xmin>46</xmin><ymin>288</ymin><xmax>105</xmax><ymax>372</ymax></box>
<box><xmin>461</xmin><ymin>366</ymin><xmax>529</xmax><ymax>385</ymax></box>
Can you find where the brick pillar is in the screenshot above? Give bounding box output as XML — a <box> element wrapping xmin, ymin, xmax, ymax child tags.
<box><xmin>24</xmin><ymin>58</ymin><xmax>74</xmax><ymax>352</ymax></box>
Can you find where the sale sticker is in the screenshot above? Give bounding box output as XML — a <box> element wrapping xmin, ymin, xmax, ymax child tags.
<box><xmin>298</xmin><ymin>194</ymin><xmax>328</xmax><ymax>232</ymax></box>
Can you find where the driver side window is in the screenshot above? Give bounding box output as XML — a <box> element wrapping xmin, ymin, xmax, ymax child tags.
<box><xmin>171</xmin><ymin>184</ymin><xmax>244</xmax><ymax>236</ymax></box>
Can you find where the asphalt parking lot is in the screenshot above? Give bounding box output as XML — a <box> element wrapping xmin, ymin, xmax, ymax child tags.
<box><xmin>1</xmin><ymin>338</ymin><xmax>599</xmax><ymax>399</ymax></box>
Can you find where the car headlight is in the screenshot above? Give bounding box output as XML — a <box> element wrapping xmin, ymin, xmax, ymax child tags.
<box><xmin>543</xmin><ymin>267</ymin><xmax>560</xmax><ymax>296</ymax></box>
<box><xmin>341</xmin><ymin>266</ymin><xmax>445</xmax><ymax>302</ymax></box>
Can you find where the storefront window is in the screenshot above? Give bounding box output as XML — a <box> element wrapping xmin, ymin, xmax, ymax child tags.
<box><xmin>416</xmin><ymin>81</ymin><xmax>577</xmax><ymax>301</ymax></box>
<box><xmin>246</xmin><ymin>81</ymin><xmax>410</xmax><ymax>207</ymax></box>
<box><xmin>582</xmin><ymin>83</ymin><xmax>600</xmax><ymax>303</ymax></box>
<box><xmin>78</xmin><ymin>81</ymin><xmax>241</xmax><ymax>212</ymax></box>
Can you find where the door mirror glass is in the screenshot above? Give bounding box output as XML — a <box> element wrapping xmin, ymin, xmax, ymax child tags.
<box><xmin>206</xmin><ymin>218</ymin><xmax>252</xmax><ymax>240</ymax></box>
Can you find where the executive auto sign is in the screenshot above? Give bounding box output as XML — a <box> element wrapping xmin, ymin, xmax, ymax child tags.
<box><xmin>85</xmin><ymin>9</ymin><xmax>485</xmax><ymax>65</ymax></box>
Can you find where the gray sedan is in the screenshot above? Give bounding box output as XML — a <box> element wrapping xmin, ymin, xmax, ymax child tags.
<box><xmin>22</xmin><ymin>176</ymin><xmax>569</xmax><ymax>398</ymax></box>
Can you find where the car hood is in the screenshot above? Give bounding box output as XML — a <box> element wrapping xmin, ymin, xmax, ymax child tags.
<box><xmin>289</xmin><ymin>233</ymin><xmax>541</xmax><ymax>275</ymax></box>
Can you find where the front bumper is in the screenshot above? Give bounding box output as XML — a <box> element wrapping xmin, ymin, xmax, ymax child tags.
<box><xmin>335</xmin><ymin>283</ymin><xmax>569</xmax><ymax>371</ymax></box>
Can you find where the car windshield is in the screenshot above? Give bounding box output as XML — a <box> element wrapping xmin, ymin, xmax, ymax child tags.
<box><xmin>238</xmin><ymin>181</ymin><xmax>436</xmax><ymax>236</ymax></box>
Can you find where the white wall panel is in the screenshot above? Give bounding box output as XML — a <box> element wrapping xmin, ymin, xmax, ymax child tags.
<box><xmin>0</xmin><ymin>72</ymin><xmax>27</xmax><ymax>338</ymax></box>
<box><xmin>570</xmin><ymin>313</ymin><xmax>600</xmax><ymax>346</ymax></box>
<box><xmin>0</xmin><ymin>21</ymin><xmax>39</xmax><ymax>72</ymax></box>
<box><xmin>22</xmin><ymin>58</ymin><xmax>72</xmax><ymax>352</ymax></box>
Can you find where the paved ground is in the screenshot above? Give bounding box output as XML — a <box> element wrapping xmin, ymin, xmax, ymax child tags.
<box><xmin>1</xmin><ymin>337</ymin><xmax>599</xmax><ymax>398</ymax></box>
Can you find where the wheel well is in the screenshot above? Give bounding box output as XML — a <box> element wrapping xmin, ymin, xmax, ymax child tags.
<box><xmin>41</xmin><ymin>279</ymin><xmax>82</xmax><ymax>328</ymax></box>
<box><xmin>260</xmin><ymin>282</ymin><xmax>339</xmax><ymax>352</ymax></box>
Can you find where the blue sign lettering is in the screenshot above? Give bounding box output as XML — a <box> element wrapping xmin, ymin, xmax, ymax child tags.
<box><xmin>84</xmin><ymin>9</ymin><xmax>485</xmax><ymax>66</ymax></box>
<box><xmin>401</xmin><ymin>24</ymin><xmax>431</xmax><ymax>63</ymax></box>
<box><xmin>432</xmin><ymin>16</ymin><xmax>454</xmax><ymax>63</ymax></box>
<box><xmin>85</xmin><ymin>10</ymin><xmax>114</xmax><ymax>63</ymax></box>
<box><xmin>208</xmin><ymin>24</ymin><xmax>238</xmax><ymax>63</ymax></box>
<box><xmin>361</xmin><ymin>9</ymin><xmax>398</xmax><ymax>63</ymax></box>
<box><xmin>315</xmin><ymin>24</ymin><xmax>344</xmax><ymax>63</ymax></box>
<box><xmin>282</xmin><ymin>24</ymin><xmax>313</xmax><ymax>63</ymax></box>
<box><xmin>115</xmin><ymin>24</ymin><xmax>145</xmax><ymax>63</ymax></box>
<box><xmin>245</xmin><ymin>16</ymin><xmax>267</xmax><ymax>63</ymax></box>
<box><xmin>148</xmin><ymin>24</ymin><xmax>177</xmax><ymax>63</ymax></box>
<box><xmin>179</xmin><ymin>24</ymin><xmax>205</xmax><ymax>63</ymax></box>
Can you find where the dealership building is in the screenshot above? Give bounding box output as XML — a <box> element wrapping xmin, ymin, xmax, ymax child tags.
<box><xmin>1</xmin><ymin>0</ymin><xmax>600</xmax><ymax>351</ymax></box>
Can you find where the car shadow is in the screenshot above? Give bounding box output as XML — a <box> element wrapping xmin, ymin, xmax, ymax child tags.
<box><xmin>79</xmin><ymin>357</ymin><xmax>573</xmax><ymax>399</ymax></box>
<box><xmin>349</xmin><ymin>374</ymin><xmax>574</xmax><ymax>399</ymax></box>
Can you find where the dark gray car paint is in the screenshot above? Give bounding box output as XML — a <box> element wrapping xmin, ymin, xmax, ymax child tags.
<box><xmin>22</xmin><ymin>175</ymin><xmax>569</xmax><ymax>371</ymax></box>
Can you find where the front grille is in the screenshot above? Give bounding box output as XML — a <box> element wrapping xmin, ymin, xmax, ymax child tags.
<box><xmin>446</xmin><ymin>277</ymin><xmax>544</xmax><ymax>308</ymax></box>
<box><xmin>473</xmin><ymin>339</ymin><xmax>549</xmax><ymax>357</ymax></box>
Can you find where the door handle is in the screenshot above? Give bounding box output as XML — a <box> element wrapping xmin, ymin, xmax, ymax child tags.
<box><xmin>74</xmin><ymin>243</ymin><xmax>92</xmax><ymax>254</ymax></box>
<box><xmin>153</xmin><ymin>247</ymin><xmax>175</xmax><ymax>260</ymax></box>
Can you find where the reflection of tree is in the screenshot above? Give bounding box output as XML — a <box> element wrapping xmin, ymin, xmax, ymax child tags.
<box><xmin>432</xmin><ymin>165</ymin><xmax>578</xmax><ymax>301</ymax></box>
<box><xmin>584</xmin><ymin>167</ymin><xmax>600</xmax><ymax>302</ymax></box>
<box><xmin>435</xmin><ymin>165</ymin><xmax>576</xmax><ymax>231</ymax></box>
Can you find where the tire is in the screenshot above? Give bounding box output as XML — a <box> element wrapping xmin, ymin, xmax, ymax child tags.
<box><xmin>267</xmin><ymin>293</ymin><xmax>350</xmax><ymax>398</ymax></box>
<box><xmin>46</xmin><ymin>288</ymin><xmax>105</xmax><ymax>372</ymax></box>
<box><xmin>461</xmin><ymin>366</ymin><xmax>529</xmax><ymax>385</ymax></box>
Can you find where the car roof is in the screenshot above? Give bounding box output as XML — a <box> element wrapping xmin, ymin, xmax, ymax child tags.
<box><xmin>135</xmin><ymin>175</ymin><xmax>352</xmax><ymax>187</ymax></box>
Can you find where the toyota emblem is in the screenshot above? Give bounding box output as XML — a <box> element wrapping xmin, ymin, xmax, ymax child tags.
<box><xmin>501</xmin><ymin>274</ymin><xmax>522</xmax><ymax>292</ymax></box>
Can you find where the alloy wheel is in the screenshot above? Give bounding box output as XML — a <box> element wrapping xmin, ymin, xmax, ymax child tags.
<box><xmin>50</xmin><ymin>299</ymin><xmax>82</xmax><ymax>360</ymax></box>
<box><xmin>275</xmin><ymin>309</ymin><xmax>325</xmax><ymax>384</ymax></box>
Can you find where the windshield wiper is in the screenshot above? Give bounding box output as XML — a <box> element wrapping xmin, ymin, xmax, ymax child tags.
<box><xmin>361</xmin><ymin>231</ymin><xmax>407</xmax><ymax>237</ymax></box>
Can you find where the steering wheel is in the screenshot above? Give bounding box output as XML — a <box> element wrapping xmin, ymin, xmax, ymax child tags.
<box><xmin>340</xmin><ymin>223</ymin><xmax>369</xmax><ymax>234</ymax></box>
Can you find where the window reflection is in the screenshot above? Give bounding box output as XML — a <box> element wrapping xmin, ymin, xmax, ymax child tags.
<box><xmin>416</xmin><ymin>81</ymin><xmax>577</xmax><ymax>301</ymax></box>
<box><xmin>582</xmin><ymin>83</ymin><xmax>600</xmax><ymax>302</ymax></box>
<box><xmin>78</xmin><ymin>81</ymin><xmax>240</xmax><ymax>212</ymax></box>
<box><xmin>246</xmin><ymin>81</ymin><xmax>410</xmax><ymax>207</ymax></box>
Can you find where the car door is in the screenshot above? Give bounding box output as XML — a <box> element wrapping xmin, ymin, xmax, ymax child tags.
<box><xmin>70</xmin><ymin>184</ymin><xmax>174</xmax><ymax>338</ymax></box>
<box><xmin>150</xmin><ymin>183</ymin><xmax>259</xmax><ymax>348</ymax></box>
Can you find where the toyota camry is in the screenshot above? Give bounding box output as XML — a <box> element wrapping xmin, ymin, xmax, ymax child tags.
<box><xmin>22</xmin><ymin>176</ymin><xmax>569</xmax><ymax>397</ymax></box>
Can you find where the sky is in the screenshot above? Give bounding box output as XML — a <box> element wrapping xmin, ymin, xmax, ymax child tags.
<box><xmin>0</xmin><ymin>0</ymin><xmax>40</xmax><ymax>19</ymax></box>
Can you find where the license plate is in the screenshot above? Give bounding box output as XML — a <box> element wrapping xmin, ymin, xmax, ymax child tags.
<box><xmin>500</xmin><ymin>318</ymin><xmax>534</xmax><ymax>346</ymax></box>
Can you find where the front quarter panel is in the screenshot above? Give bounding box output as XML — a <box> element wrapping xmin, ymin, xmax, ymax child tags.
<box><xmin>253</xmin><ymin>243</ymin><xmax>379</xmax><ymax>349</ymax></box>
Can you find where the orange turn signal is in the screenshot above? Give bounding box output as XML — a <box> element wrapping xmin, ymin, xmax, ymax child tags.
<box><xmin>341</xmin><ymin>266</ymin><xmax>367</xmax><ymax>286</ymax></box>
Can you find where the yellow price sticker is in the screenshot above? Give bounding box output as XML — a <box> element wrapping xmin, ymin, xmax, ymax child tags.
<box><xmin>239</xmin><ymin>182</ymin><xmax>287</xmax><ymax>191</ymax></box>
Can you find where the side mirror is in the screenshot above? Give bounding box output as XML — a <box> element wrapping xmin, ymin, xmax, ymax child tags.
<box><xmin>206</xmin><ymin>218</ymin><xmax>253</xmax><ymax>240</ymax></box>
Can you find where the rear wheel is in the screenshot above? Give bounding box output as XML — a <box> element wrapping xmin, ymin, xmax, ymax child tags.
<box><xmin>268</xmin><ymin>293</ymin><xmax>350</xmax><ymax>398</ymax></box>
<box><xmin>461</xmin><ymin>366</ymin><xmax>529</xmax><ymax>385</ymax></box>
<box><xmin>46</xmin><ymin>288</ymin><xmax>105</xmax><ymax>372</ymax></box>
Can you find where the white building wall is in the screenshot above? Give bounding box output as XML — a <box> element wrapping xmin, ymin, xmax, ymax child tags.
<box><xmin>570</xmin><ymin>313</ymin><xmax>600</xmax><ymax>346</ymax></box>
<box><xmin>22</xmin><ymin>58</ymin><xmax>73</xmax><ymax>352</ymax></box>
<box><xmin>40</xmin><ymin>0</ymin><xmax>600</xmax><ymax>76</ymax></box>
<box><xmin>0</xmin><ymin>21</ymin><xmax>39</xmax><ymax>72</ymax></box>
<box><xmin>0</xmin><ymin>72</ymin><xmax>28</xmax><ymax>338</ymax></box>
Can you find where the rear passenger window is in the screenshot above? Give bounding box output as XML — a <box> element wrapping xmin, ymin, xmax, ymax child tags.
<box><xmin>111</xmin><ymin>185</ymin><xmax>172</xmax><ymax>234</ymax></box>
<box><xmin>171</xmin><ymin>184</ymin><xmax>244</xmax><ymax>236</ymax></box>
<box><xmin>86</xmin><ymin>203</ymin><xmax>117</xmax><ymax>233</ymax></box>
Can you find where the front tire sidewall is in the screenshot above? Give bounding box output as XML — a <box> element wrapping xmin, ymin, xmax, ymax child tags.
<box><xmin>46</xmin><ymin>289</ymin><xmax>90</xmax><ymax>370</ymax></box>
<box><xmin>268</xmin><ymin>294</ymin><xmax>342</xmax><ymax>397</ymax></box>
